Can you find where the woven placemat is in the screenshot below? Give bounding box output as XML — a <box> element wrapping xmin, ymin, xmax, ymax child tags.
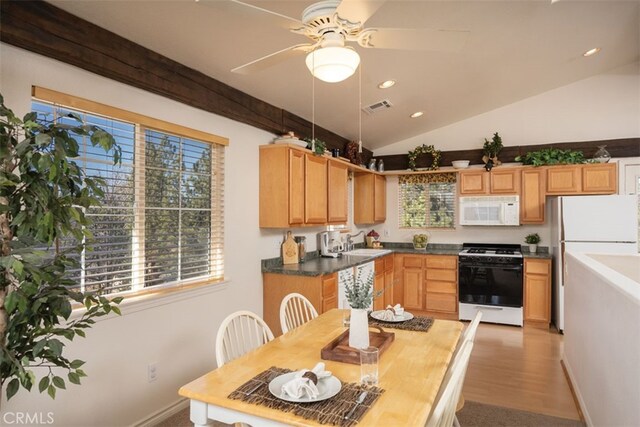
<box><xmin>228</xmin><ymin>367</ymin><xmax>384</xmax><ymax>427</ymax></box>
<box><xmin>368</xmin><ymin>314</ymin><xmax>434</xmax><ymax>332</ymax></box>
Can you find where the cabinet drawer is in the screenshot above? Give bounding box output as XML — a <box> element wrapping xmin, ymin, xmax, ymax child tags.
<box><xmin>425</xmin><ymin>269</ymin><xmax>456</xmax><ymax>282</ymax></box>
<box><xmin>403</xmin><ymin>256</ymin><xmax>424</xmax><ymax>268</ymax></box>
<box><xmin>322</xmin><ymin>274</ymin><xmax>337</xmax><ymax>297</ymax></box>
<box><xmin>426</xmin><ymin>293</ymin><xmax>458</xmax><ymax>313</ymax></box>
<box><xmin>426</xmin><ymin>280</ymin><xmax>457</xmax><ymax>294</ymax></box>
<box><xmin>525</xmin><ymin>259</ymin><xmax>550</xmax><ymax>275</ymax></box>
<box><xmin>425</xmin><ymin>256</ymin><xmax>457</xmax><ymax>269</ymax></box>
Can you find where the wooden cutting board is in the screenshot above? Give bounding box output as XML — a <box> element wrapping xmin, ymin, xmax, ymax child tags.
<box><xmin>282</xmin><ymin>231</ymin><xmax>298</xmax><ymax>265</ymax></box>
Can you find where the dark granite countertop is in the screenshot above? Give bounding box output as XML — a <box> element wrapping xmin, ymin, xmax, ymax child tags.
<box><xmin>262</xmin><ymin>242</ymin><xmax>553</xmax><ymax>276</ymax></box>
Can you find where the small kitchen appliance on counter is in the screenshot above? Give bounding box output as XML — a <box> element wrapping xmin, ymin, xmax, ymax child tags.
<box><xmin>458</xmin><ymin>243</ymin><xmax>524</xmax><ymax>326</ymax></box>
<box><xmin>319</xmin><ymin>231</ymin><xmax>342</xmax><ymax>258</ymax></box>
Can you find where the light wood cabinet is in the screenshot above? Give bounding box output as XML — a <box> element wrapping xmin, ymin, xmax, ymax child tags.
<box><xmin>327</xmin><ymin>160</ymin><xmax>348</xmax><ymax>224</ymax></box>
<box><xmin>260</xmin><ymin>144</ymin><xmax>351</xmax><ymax>228</ymax></box>
<box><xmin>354</xmin><ymin>173</ymin><xmax>386</xmax><ymax>224</ymax></box>
<box><xmin>546</xmin><ymin>166</ymin><xmax>581</xmax><ymax>194</ymax></box>
<box><xmin>581</xmin><ymin>163</ymin><xmax>617</xmax><ymax>193</ymax></box>
<box><xmin>520</xmin><ymin>169</ymin><xmax>546</xmax><ymax>224</ymax></box>
<box><xmin>459</xmin><ymin>170</ymin><xmax>488</xmax><ymax>195</ymax></box>
<box><xmin>398</xmin><ymin>254</ymin><xmax>458</xmax><ymax>318</ymax></box>
<box><xmin>263</xmin><ymin>272</ymin><xmax>337</xmax><ymax>336</ymax></box>
<box><xmin>523</xmin><ymin>258</ymin><xmax>551</xmax><ymax>327</ymax></box>
<box><xmin>304</xmin><ymin>154</ymin><xmax>328</xmax><ymax>224</ymax></box>
<box><xmin>459</xmin><ymin>168</ymin><xmax>519</xmax><ymax>195</ymax></box>
<box><xmin>373</xmin><ymin>254</ymin><xmax>395</xmax><ymax>310</ymax></box>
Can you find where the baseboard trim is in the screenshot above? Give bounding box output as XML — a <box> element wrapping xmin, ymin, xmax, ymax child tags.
<box><xmin>561</xmin><ymin>358</ymin><xmax>591</xmax><ymax>427</ymax></box>
<box><xmin>133</xmin><ymin>398</ymin><xmax>189</xmax><ymax>427</ymax></box>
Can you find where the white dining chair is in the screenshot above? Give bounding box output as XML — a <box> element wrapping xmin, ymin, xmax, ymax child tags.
<box><xmin>425</xmin><ymin>341</ymin><xmax>474</xmax><ymax>427</ymax></box>
<box><xmin>279</xmin><ymin>293</ymin><xmax>318</xmax><ymax>334</ymax></box>
<box><xmin>461</xmin><ymin>310</ymin><xmax>483</xmax><ymax>346</ymax></box>
<box><xmin>215</xmin><ymin>310</ymin><xmax>274</xmax><ymax>367</ymax></box>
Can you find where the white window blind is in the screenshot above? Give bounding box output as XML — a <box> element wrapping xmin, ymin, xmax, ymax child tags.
<box><xmin>398</xmin><ymin>173</ymin><xmax>457</xmax><ymax>229</ymax></box>
<box><xmin>32</xmin><ymin>98</ymin><xmax>225</xmax><ymax>296</ymax></box>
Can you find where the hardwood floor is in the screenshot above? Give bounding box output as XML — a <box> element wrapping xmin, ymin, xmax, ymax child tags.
<box><xmin>463</xmin><ymin>322</ymin><xmax>581</xmax><ymax>421</ymax></box>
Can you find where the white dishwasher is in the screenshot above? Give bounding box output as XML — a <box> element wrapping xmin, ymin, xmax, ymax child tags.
<box><xmin>338</xmin><ymin>261</ymin><xmax>375</xmax><ymax>310</ymax></box>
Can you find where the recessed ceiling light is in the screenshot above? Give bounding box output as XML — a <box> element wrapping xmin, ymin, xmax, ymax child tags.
<box><xmin>410</xmin><ymin>111</ymin><xmax>424</xmax><ymax>119</ymax></box>
<box><xmin>378</xmin><ymin>80</ymin><xmax>396</xmax><ymax>89</ymax></box>
<box><xmin>583</xmin><ymin>47</ymin><xmax>601</xmax><ymax>57</ymax></box>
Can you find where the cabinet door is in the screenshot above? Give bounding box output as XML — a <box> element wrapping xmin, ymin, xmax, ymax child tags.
<box><xmin>524</xmin><ymin>259</ymin><xmax>551</xmax><ymax>324</ymax></box>
<box><xmin>354</xmin><ymin>173</ymin><xmax>374</xmax><ymax>224</ymax></box>
<box><xmin>520</xmin><ymin>169</ymin><xmax>545</xmax><ymax>224</ymax></box>
<box><xmin>374</xmin><ymin>271</ymin><xmax>385</xmax><ymax>310</ymax></box>
<box><xmin>321</xmin><ymin>274</ymin><xmax>338</xmax><ymax>313</ymax></box>
<box><xmin>304</xmin><ymin>154</ymin><xmax>328</xmax><ymax>224</ymax></box>
<box><xmin>546</xmin><ymin>166</ymin><xmax>581</xmax><ymax>194</ymax></box>
<box><xmin>581</xmin><ymin>163</ymin><xmax>617</xmax><ymax>194</ymax></box>
<box><xmin>384</xmin><ymin>270</ymin><xmax>394</xmax><ymax>306</ymax></box>
<box><xmin>403</xmin><ymin>268</ymin><xmax>424</xmax><ymax>310</ymax></box>
<box><xmin>327</xmin><ymin>160</ymin><xmax>348</xmax><ymax>223</ymax></box>
<box><xmin>459</xmin><ymin>170</ymin><xmax>488</xmax><ymax>195</ymax></box>
<box><xmin>374</xmin><ymin>175</ymin><xmax>386</xmax><ymax>222</ymax></box>
<box><xmin>490</xmin><ymin>169</ymin><xmax>520</xmax><ymax>194</ymax></box>
<box><xmin>288</xmin><ymin>150</ymin><xmax>305</xmax><ymax>225</ymax></box>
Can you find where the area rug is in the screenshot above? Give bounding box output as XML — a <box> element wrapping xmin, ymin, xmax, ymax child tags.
<box><xmin>457</xmin><ymin>400</ymin><xmax>585</xmax><ymax>427</ymax></box>
<box><xmin>155</xmin><ymin>400</ymin><xmax>585</xmax><ymax>426</ymax></box>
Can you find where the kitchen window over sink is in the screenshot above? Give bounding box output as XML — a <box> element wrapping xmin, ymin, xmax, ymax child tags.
<box><xmin>31</xmin><ymin>87</ymin><xmax>227</xmax><ymax>297</ymax></box>
<box><xmin>398</xmin><ymin>173</ymin><xmax>457</xmax><ymax>229</ymax></box>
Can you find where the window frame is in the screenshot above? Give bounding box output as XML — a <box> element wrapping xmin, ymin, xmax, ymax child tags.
<box><xmin>398</xmin><ymin>173</ymin><xmax>457</xmax><ymax>230</ymax></box>
<box><xmin>32</xmin><ymin>86</ymin><xmax>228</xmax><ymax>299</ymax></box>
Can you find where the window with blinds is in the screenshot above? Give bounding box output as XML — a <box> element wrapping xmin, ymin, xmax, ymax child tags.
<box><xmin>32</xmin><ymin>96</ymin><xmax>225</xmax><ymax>296</ymax></box>
<box><xmin>398</xmin><ymin>173</ymin><xmax>457</xmax><ymax>229</ymax></box>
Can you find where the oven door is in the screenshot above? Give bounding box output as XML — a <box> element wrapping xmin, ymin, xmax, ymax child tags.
<box><xmin>458</xmin><ymin>261</ymin><xmax>523</xmax><ymax>307</ymax></box>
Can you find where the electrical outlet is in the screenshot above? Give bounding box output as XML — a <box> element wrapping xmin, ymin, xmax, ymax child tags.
<box><xmin>147</xmin><ymin>363</ymin><xmax>158</xmax><ymax>383</ymax></box>
<box><xmin>384</xmin><ymin>229</ymin><xmax>390</xmax><ymax>237</ymax></box>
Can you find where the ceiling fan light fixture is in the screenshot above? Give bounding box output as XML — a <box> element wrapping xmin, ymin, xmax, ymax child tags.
<box><xmin>305</xmin><ymin>46</ymin><xmax>360</xmax><ymax>83</ymax></box>
<box><xmin>378</xmin><ymin>80</ymin><xmax>396</xmax><ymax>89</ymax></box>
<box><xmin>410</xmin><ymin>111</ymin><xmax>424</xmax><ymax>118</ymax></box>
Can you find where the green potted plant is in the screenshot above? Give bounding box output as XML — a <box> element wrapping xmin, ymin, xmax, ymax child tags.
<box><xmin>344</xmin><ymin>269</ymin><xmax>381</xmax><ymax>349</ymax></box>
<box><xmin>515</xmin><ymin>148</ymin><xmax>587</xmax><ymax>166</ymax></box>
<box><xmin>482</xmin><ymin>132</ymin><xmax>503</xmax><ymax>170</ymax></box>
<box><xmin>0</xmin><ymin>95</ymin><xmax>123</xmax><ymax>401</ymax></box>
<box><xmin>524</xmin><ymin>233</ymin><xmax>541</xmax><ymax>254</ymax></box>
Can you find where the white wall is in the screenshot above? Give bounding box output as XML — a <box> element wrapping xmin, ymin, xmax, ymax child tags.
<box><xmin>564</xmin><ymin>252</ymin><xmax>640</xmax><ymax>427</ymax></box>
<box><xmin>374</xmin><ymin>61</ymin><xmax>640</xmax><ymax>156</ymax></box>
<box><xmin>0</xmin><ymin>43</ymin><xmax>330</xmax><ymax>426</ymax></box>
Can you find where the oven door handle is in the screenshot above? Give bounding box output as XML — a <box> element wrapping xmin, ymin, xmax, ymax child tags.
<box><xmin>459</xmin><ymin>265</ymin><xmax>523</xmax><ymax>271</ymax></box>
<box><xmin>475</xmin><ymin>306</ymin><xmax>504</xmax><ymax>311</ymax></box>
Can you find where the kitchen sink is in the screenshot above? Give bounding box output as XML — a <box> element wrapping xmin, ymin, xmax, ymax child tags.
<box><xmin>342</xmin><ymin>248</ymin><xmax>392</xmax><ymax>257</ymax></box>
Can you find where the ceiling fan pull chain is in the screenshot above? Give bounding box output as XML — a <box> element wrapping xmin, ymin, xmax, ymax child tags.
<box><xmin>312</xmin><ymin>52</ymin><xmax>316</xmax><ymax>150</ymax></box>
<box><xmin>358</xmin><ymin>60</ymin><xmax>362</xmax><ymax>153</ymax></box>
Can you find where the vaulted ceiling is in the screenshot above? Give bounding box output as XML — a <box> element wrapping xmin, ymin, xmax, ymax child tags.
<box><xmin>48</xmin><ymin>0</ymin><xmax>639</xmax><ymax>150</ymax></box>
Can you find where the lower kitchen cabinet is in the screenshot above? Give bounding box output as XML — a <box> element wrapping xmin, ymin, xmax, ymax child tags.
<box><xmin>373</xmin><ymin>254</ymin><xmax>395</xmax><ymax>310</ymax></box>
<box><xmin>263</xmin><ymin>272</ymin><xmax>337</xmax><ymax>336</ymax></box>
<box><xmin>398</xmin><ymin>254</ymin><xmax>458</xmax><ymax>319</ymax></box>
<box><xmin>523</xmin><ymin>258</ymin><xmax>551</xmax><ymax>327</ymax></box>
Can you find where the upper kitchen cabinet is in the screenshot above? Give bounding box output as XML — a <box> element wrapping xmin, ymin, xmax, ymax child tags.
<box><xmin>520</xmin><ymin>169</ymin><xmax>546</xmax><ymax>224</ymax></box>
<box><xmin>260</xmin><ymin>144</ymin><xmax>331</xmax><ymax>228</ymax></box>
<box><xmin>327</xmin><ymin>160</ymin><xmax>348</xmax><ymax>224</ymax></box>
<box><xmin>354</xmin><ymin>173</ymin><xmax>386</xmax><ymax>224</ymax></box>
<box><xmin>459</xmin><ymin>169</ymin><xmax>519</xmax><ymax>195</ymax></box>
<box><xmin>546</xmin><ymin>163</ymin><xmax>617</xmax><ymax>195</ymax></box>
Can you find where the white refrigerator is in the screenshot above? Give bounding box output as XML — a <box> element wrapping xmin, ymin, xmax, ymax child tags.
<box><xmin>549</xmin><ymin>195</ymin><xmax>638</xmax><ymax>331</ymax></box>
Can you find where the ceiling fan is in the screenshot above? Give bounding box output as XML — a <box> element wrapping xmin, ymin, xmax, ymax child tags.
<box><xmin>201</xmin><ymin>0</ymin><xmax>470</xmax><ymax>83</ymax></box>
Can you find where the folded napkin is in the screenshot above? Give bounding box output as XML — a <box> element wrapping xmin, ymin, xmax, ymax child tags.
<box><xmin>380</xmin><ymin>304</ymin><xmax>405</xmax><ymax>321</ymax></box>
<box><xmin>281</xmin><ymin>363</ymin><xmax>330</xmax><ymax>399</ymax></box>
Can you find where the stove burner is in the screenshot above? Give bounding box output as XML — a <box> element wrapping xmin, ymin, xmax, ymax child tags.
<box><xmin>496</xmin><ymin>250</ymin><xmax>515</xmax><ymax>255</ymax></box>
<box><xmin>467</xmin><ymin>249</ymin><xmax>487</xmax><ymax>254</ymax></box>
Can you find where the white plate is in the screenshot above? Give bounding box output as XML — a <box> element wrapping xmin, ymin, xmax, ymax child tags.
<box><xmin>268</xmin><ymin>372</ymin><xmax>342</xmax><ymax>403</ymax></box>
<box><xmin>370</xmin><ymin>310</ymin><xmax>414</xmax><ymax>323</ymax></box>
<box><xmin>274</xmin><ymin>138</ymin><xmax>307</xmax><ymax>148</ymax></box>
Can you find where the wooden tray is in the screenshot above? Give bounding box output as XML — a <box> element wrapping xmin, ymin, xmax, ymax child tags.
<box><xmin>320</xmin><ymin>326</ymin><xmax>395</xmax><ymax>365</ymax></box>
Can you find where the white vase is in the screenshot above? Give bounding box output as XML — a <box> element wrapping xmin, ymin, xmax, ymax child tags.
<box><xmin>348</xmin><ymin>308</ymin><xmax>370</xmax><ymax>349</ymax></box>
<box><xmin>529</xmin><ymin>244</ymin><xmax>538</xmax><ymax>254</ymax></box>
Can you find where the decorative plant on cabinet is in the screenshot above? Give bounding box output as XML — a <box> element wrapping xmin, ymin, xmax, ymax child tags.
<box><xmin>0</xmin><ymin>95</ymin><xmax>123</xmax><ymax>401</ymax></box>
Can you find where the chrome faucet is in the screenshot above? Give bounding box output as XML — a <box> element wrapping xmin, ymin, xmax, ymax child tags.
<box><xmin>345</xmin><ymin>231</ymin><xmax>364</xmax><ymax>252</ymax></box>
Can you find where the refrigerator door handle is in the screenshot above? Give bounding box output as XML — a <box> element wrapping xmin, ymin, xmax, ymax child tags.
<box><xmin>561</xmin><ymin>242</ymin><xmax>565</xmax><ymax>287</ymax></box>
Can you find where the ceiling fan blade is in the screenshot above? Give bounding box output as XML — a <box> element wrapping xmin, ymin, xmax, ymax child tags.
<box><xmin>228</xmin><ymin>0</ymin><xmax>303</xmax><ymax>26</ymax></box>
<box><xmin>359</xmin><ymin>28</ymin><xmax>470</xmax><ymax>52</ymax></box>
<box><xmin>231</xmin><ymin>44</ymin><xmax>314</xmax><ymax>75</ymax></box>
<box><xmin>336</xmin><ymin>0</ymin><xmax>386</xmax><ymax>26</ymax></box>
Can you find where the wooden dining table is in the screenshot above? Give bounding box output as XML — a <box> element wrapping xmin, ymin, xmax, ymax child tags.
<box><xmin>179</xmin><ymin>309</ymin><xmax>463</xmax><ymax>426</ymax></box>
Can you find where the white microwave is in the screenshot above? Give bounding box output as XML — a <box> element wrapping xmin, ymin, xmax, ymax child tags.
<box><xmin>459</xmin><ymin>196</ymin><xmax>520</xmax><ymax>226</ymax></box>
